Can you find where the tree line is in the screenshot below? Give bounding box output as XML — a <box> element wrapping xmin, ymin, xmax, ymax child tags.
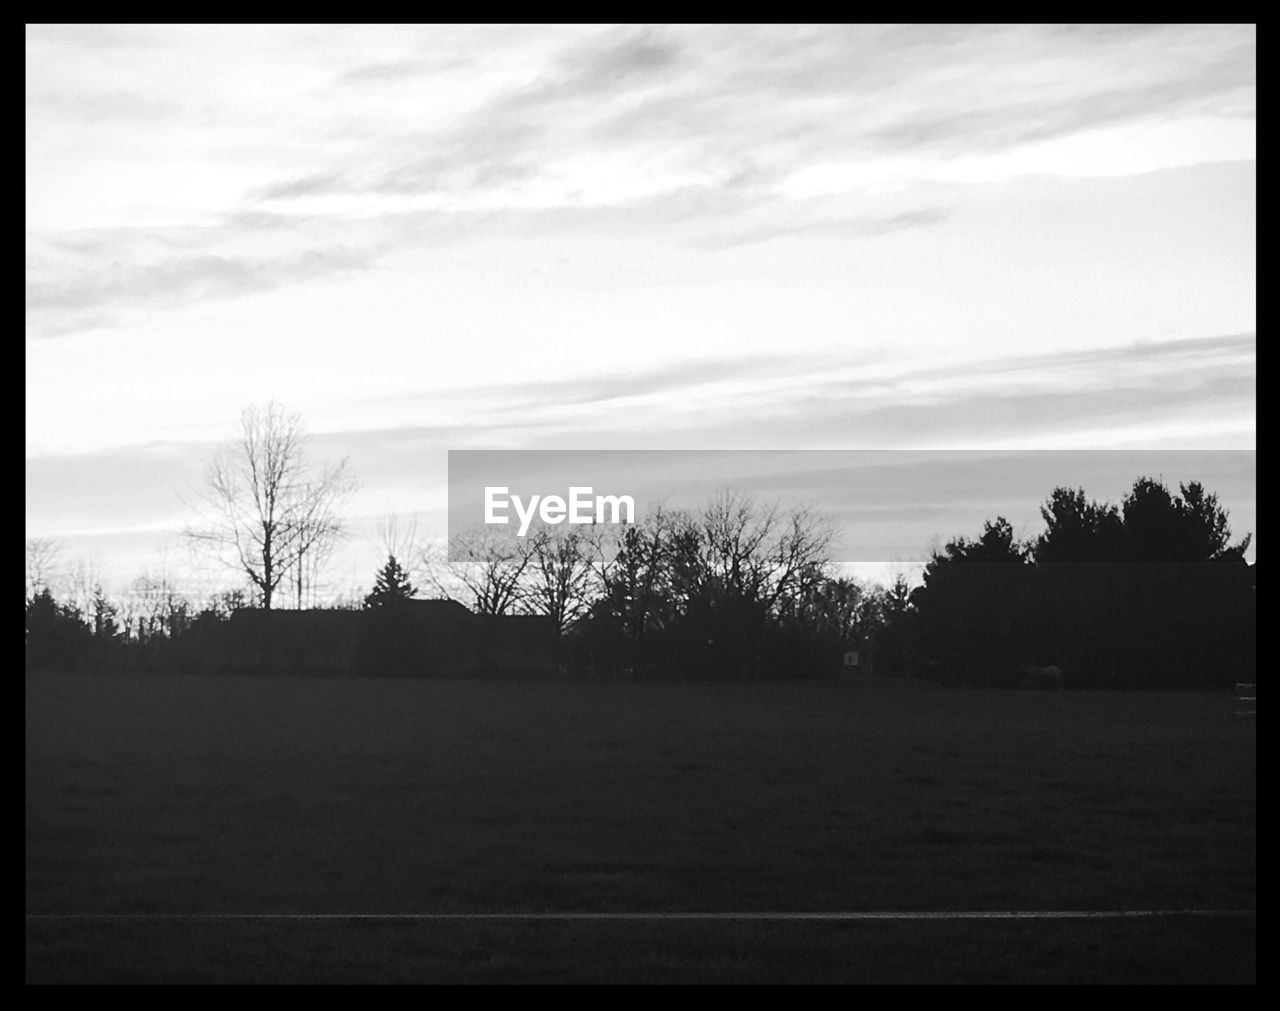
<box><xmin>25</xmin><ymin>403</ymin><xmax>1256</xmax><ymax>687</ymax></box>
<box><xmin>416</xmin><ymin>493</ymin><xmax>880</xmax><ymax>679</ymax></box>
<box><xmin>895</xmin><ymin>479</ymin><xmax>1255</xmax><ymax>689</ymax></box>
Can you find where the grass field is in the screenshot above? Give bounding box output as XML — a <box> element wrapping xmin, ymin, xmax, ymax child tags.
<box><xmin>26</xmin><ymin>672</ymin><xmax>1256</xmax><ymax>983</ymax></box>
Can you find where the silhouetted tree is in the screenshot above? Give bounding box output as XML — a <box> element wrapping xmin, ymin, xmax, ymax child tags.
<box><xmin>523</xmin><ymin>525</ymin><xmax>594</xmax><ymax>636</ymax></box>
<box><xmin>59</xmin><ymin>556</ymin><xmax>107</xmax><ymax>626</ymax></box>
<box><xmin>25</xmin><ymin>588</ymin><xmax>90</xmax><ymax>670</ymax></box>
<box><xmin>120</xmin><ymin>571</ymin><xmax>192</xmax><ymax>644</ymax></box>
<box><xmin>1034</xmin><ymin>486</ymin><xmax>1124</xmax><ymax>563</ymax></box>
<box><xmin>90</xmin><ymin>585</ymin><xmax>121</xmax><ymax>641</ymax></box>
<box><xmin>912</xmin><ymin>517</ymin><xmax>1033</xmax><ymax>686</ymax></box>
<box><xmin>690</xmin><ymin>491</ymin><xmax>834</xmax><ymax>615</ymax></box>
<box><xmin>905</xmin><ymin>479</ymin><xmax>1254</xmax><ymax>689</ymax></box>
<box><xmin>205</xmin><ymin>588</ymin><xmax>250</xmax><ymax>619</ymax></box>
<box><xmin>364</xmin><ymin>555</ymin><xmax>417</xmax><ymax>608</ymax></box>
<box><xmin>25</xmin><ymin>537</ymin><xmax>63</xmax><ymax>602</ymax></box>
<box><xmin>1019</xmin><ymin>478</ymin><xmax>1253</xmax><ymax>686</ymax></box>
<box><xmin>571</xmin><ymin>495</ymin><xmax>838</xmax><ymax>679</ymax></box>
<box><xmin>330</xmin><ymin>589</ymin><xmax>367</xmax><ymax>611</ymax></box>
<box><xmin>871</xmin><ymin>574</ymin><xmax>915</xmax><ymax>678</ymax></box>
<box><xmin>920</xmin><ymin>516</ymin><xmax>1029</xmax><ymax>586</ymax></box>
<box><xmin>1117</xmin><ymin>477</ymin><xmax>1251</xmax><ymax>563</ymax></box>
<box><xmin>186</xmin><ymin>402</ymin><xmax>356</xmax><ymax>611</ymax></box>
<box><xmin>427</xmin><ymin>526</ymin><xmax>534</xmax><ymax>616</ymax></box>
<box><xmin>793</xmin><ymin>575</ymin><xmax>866</xmax><ymax>644</ymax></box>
<box><xmin>588</xmin><ymin>509</ymin><xmax>685</xmax><ymax>646</ymax></box>
<box><xmin>356</xmin><ymin>554</ymin><xmax>421</xmax><ymax>676</ymax></box>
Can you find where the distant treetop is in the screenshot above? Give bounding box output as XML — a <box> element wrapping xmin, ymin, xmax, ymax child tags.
<box><xmin>1036</xmin><ymin>477</ymin><xmax>1251</xmax><ymax>565</ymax></box>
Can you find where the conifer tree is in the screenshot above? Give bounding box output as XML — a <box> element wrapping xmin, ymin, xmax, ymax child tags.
<box><xmin>364</xmin><ymin>555</ymin><xmax>417</xmax><ymax>608</ymax></box>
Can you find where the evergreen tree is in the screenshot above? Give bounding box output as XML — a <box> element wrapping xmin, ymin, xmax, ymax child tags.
<box><xmin>1035</xmin><ymin>486</ymin><xmax>1124</xmax><ymax>563</ymax></box>
<box><xmin>90</xmin><ymin>585</ymin><xmax>121</xmax><ymax>641</ymax></box>
<box><xmin>364</xmin><ymin>555</ymin><xmax>417</xmax><ymax>608</ymax></box>
<box><xmin>26</xmin><ymin>587</ymin><xmax>91</xmax><ymax>670</ymax></box>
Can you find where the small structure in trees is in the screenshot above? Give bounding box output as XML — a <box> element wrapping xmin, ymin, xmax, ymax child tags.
<box><xmin>840</xmin><ymin>642</ymin><xmax>875</xmax><ymax>678</ymax></box>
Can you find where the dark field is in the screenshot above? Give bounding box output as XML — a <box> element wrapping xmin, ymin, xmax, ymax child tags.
<box><xmin>26</xmin><ymin>672</ymin><xmax>1256</xmax><ymax>983</ymax></box>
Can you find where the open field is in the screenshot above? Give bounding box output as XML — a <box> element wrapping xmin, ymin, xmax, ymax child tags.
<box><xmin>26</xmin><ymin>672</ymin><xmax>1255</xmax><ymax>983</ymax></box>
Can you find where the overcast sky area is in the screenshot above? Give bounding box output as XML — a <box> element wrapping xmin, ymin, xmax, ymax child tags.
<box><xmin>26</xmin><ymin>24</ymin><xmax>1256</xmax><ymax>598</ymax></box>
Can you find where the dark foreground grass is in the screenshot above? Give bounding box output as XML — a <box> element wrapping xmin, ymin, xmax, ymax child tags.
<box><xmin>26</xmin><ymin>672</ymin><xmax>1255</xmax><ymax>983</ymax></box>
<box><xmin>26</xmin><ymin>916</ymin><xmax>1255</xmax><ymax>984</ymax></box>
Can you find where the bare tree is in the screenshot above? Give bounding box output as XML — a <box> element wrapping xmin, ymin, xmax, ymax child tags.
<box><xmin>289</xmin><ymin>472</ymin><xmax>353</xmax><ymax>608</ymax></box>
<box><xmin>370</xmin><ymin>511</ymin><xmax>422</xmax><ymax>594</ymax></box>
<box><xmin>791</xmin><ymin>574</ymin><xmax>869</xmax><ymax>641</ymax></box>
<box><xmin>205</xmin><ymin>587</ymin><xmax>250</xmax><ymax>618</ymax></box>
<box><xmin>25</xmin><ymin>537</ymin><xmax>64</xmax><ymax>601</ymax></box>
<box><xmin>186</xmin><ymin>402</ymin><xmax>357</xmax><ymax>611</ymax></box>
<box><xmin>424</xmin><ymin>525</ymin><xmax>534</xmax><ymax>616</ymax></box>
<box><xmin>693</xmin><ymin>491</ymin><xmax>834</xmax><ymax>616</ymax></box>
<box><xmin>120</xmin><ymin>569</ymin><xmax>191</xmax><ymax>643</ymax></box>
<box><xmin>757</xmin><ymin>504</ymin><xmax>836</xmax><ymax>615</ymax></box>
<box><xmin>522</xmin><ymin>524</ymin><xmax>595</xmax><ymax>635</ymax></box>
<box><xmin>586</xmin><ymin>506</ymin><xmax>686</xmax><ymax>643</ymax></box>
<box><xmin>698</xmin><ymin>490</ymin><xmax>775</xmax><ymax>593</ymax></box>
<box><xmin>377</xmin><ymin>512</ymin><xmax>421</xmax><ymax>564</ymax></box>
<box><xmin>64</xmin><ymin>555</ymin><xmax>107</xmax><ymax>620</ymax></box>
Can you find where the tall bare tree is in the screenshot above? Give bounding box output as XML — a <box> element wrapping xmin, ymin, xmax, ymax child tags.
<box><xmin>186</xmin><ymin>402</ymin><xmax>356</xmax><ymax>611</ymax></box>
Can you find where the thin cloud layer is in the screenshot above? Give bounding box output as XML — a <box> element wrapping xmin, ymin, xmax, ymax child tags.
<box><xmin>25</xmin><ymin>26</ymin><xmax>1255</xmax><ymax>592</ymax></box>
<box><xmin>27</xmin><ymin>331</ymin><xmax>1255</xmax><ymax>519</ymax></box>
<box><xmin>292</xmin><ymin>24</ymin><xmax>1254</xmax><ymax>202</ymax></box>
<box><xmin>27</xmin><ymin>25</ymin><xmax>1255</xmax><ymax>339</ymax></box>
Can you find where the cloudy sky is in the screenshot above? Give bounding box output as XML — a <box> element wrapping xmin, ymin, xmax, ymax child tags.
<box><xmin>25</xmin><ymin>24</ymin><xmax>1256</xmax><ymax>596</ymax></box>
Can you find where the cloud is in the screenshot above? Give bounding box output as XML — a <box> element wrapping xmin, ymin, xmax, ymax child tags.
<box><xmin>26</xmin><ymin>89</ymin><xmax>178</xmax><ymax>123</ymax></box>
<box><xmin>26</xmin><ymin>24</ymin><xmax>153</xmax><ymax>50</ymax></box>
<box><xmin>410</xmin><ymin>350</ymin><xmax>844</xmax><ymax>412</ymax></box>
<box><xmin>26</xmin><ymin>332</ymin><xmax>1254</xmax><ymax>585</ymax></box>
<box><xmin>255</xmin><ymin>172</ymin><xmax>349</xmax><ymax>202</ymax></box>
<box><xmin>338</xmin><ymin>59</ymin><xmax>432</xmax><ymax>84</ymax></box>
<box><xmin>302</xmin><ymin>29</ymin><xmax>688</xmax><ymax>202</ymax></box>
<box><xmin>736</xmin><ymin>335</ymin><xmax>1256</xmax><ymax>449</ymax></box>
<box><xmin>26</xmin><ymin>444</ymin><xmax>203</xmax><ymax>536</ymax></box>
<box><xmin>694</xmin><ymin>206</ymin><xmax>950</xmax><ymax>249</ymax></box>
<box><xmin>940</xmin><ymin>332</ymin><xmax>1256</xmax><ymax>377</ymax></box>
<box><xmin>523</xmin><ymin>29</ymin><xmax>684</xmax><ymax>103</ymax></box>
<box><xmin>871</xmin><ymin>76</ymin><xmax>1255</xmax><ymax>157</ymax></box>
<box><xmin>240</xmin><ymin>23</ymin><xmax>1253</xmax><ymax>251</ymax></box>
<box><xmin>28</xmin><ymin>248</ymin><xmax>370</xmax><ymax>313</ymax></box>
<box><xmin>23</xmin><ymin>27</ymin><xmax>1257</xmax><ymax>586</ymax></box>
<box><xmin>315</xmin><ymin>333</ymin><xmax>1257</xmax><ymax>455</ymax></box>
<box><xmin>26</xmin><ymin>224</ymin><xmax>377</xmax><ymax>337</ymax></box>
<box><xmin>465</xmin><ymin>332</ymin><xmax>1255</xmax><ymax>451</ymax></box>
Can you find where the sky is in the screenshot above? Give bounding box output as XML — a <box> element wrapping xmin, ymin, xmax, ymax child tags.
<box><xmin>25</xmin><ymin>24</ymin><xmax>1256</xmax><ymax>599</ymax></box>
